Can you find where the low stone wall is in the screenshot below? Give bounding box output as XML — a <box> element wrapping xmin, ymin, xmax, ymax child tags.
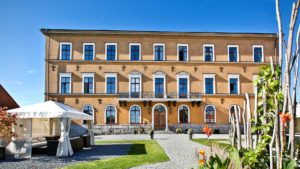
<box><xmin>70</xmin><ymin>123</ymin><xmax>243</xmax><ymax>135</ymax></box>
<box><xmin>93</xmin><ymin>124</ymin><xmax>152</xmax><ymax>135</ymax></box>
<box><xmin>169</xmin><ymin>124</ymin><xmax>244</xmax><ymax>134</ymax></box>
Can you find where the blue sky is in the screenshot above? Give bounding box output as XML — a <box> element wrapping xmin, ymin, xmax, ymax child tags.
<box><xmin>0</xmin><ymin>0</ymin><xmax>297</xmax><ymax>106</ymax></box>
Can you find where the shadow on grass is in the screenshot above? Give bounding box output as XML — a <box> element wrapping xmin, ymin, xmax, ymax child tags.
<box><xmin>128</xmin><ymin>144</ymin><xmax>146</xmax><ymax>155</ymax></box>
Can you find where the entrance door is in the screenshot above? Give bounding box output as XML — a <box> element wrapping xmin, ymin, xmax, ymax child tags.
<box><xmin>153</xmin><ymin>105</ymin><xmax>166</xmax><ymax>130</ymax></box>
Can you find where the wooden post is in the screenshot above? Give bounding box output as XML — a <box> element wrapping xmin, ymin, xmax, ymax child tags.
<box><xmin>245</xmin><ymin>93</ymin><xmax>252</xmax><ymax>148</ymax></box>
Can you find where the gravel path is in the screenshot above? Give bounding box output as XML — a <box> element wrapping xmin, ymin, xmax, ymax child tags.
<box><xmin>0</xmin><ymin>143</ymin><xmax>132</xmax><ymax>169</ymax></box>
<box><xmin>96</xmin><ymin>134</ymin><xmax>210</xmax><ymax>169</ymax></box>
<box><xmin>131</xmin><ymin>134</ymin><xmax>205</xmax><ymax>169</ymax></box>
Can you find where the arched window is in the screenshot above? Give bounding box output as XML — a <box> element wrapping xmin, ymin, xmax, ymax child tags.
<box><xmin>105</xmin><ymin>105</ymin><xmax>116</xmax><ymax>124</ymax></box>
<box><xmin>229</xmin><ymin>105</ymin><xmax>240</xmax><ymax>122</ymax></box>
<box><xmin>130</xmin><ymin>105</ymin><xmax>141</xmax><ymax>123</ymax></box>
<box><xmin>82</xmin><ymin>105</ymin><xmax>94</xmax><ymax>124</ymax></box>
<box><xmin>178</xmin><ymin>105</ymin><xmax>189</xmax><ymax>123</ymax></box>
<box><xmin>205</xmin><ymin>105</ymin><xmax>216</xmax><ymax>123</ymax></box>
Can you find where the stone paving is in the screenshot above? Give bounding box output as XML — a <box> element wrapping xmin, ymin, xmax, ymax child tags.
<box><xmin>95</xmin><ymin>134</ymin><xmax>222</xmax><ymax>169</ymax></box>
<box><xmin>0</xmin><ymin>143</ymin><xmax>132</xmax><ymax>169</ymax></box>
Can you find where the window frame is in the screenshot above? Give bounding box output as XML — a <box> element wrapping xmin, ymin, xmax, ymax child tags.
<box><xmin>59</xmin><ymin>42</ymin><xmax>72</xmax><ymax>60</ymax></box>
<box><xmin>177</xmin><ymin>44</ymin><xmax>189</xmax><ymax>61</ymax></box>
<box><xmin>129</xmin><ymin>43</ymin><xmax>141</xmax><ymax>61</ymax></box>
<box><xmin>129</xmin><ymin>72</ymin><xmax>142</xmax><ymax>98</ymax></box>
<box><xmin>227</xmin><ymin>45</ymin><xmax>239</xmax><ymax>62</ymax></box>
<box><xmin>104</xmin><ymin>105</ymin><xmax>117</xmax><ymax>124</ymax></box>
<box><xmin>153</xmin><ymin>43</ymin><xmax>165</xmax><ymax>61</ymax></box>
<box><xmin>83</xmin><ymin>43</ymin><xmax>95</xmax><ymax>61</ymax></box>
<box><xmin>153</xmin><ymin>72</ymin><xmax>166</xmax><ymax>98</ymax></box>
<box><xmin>228</xmin><ymin>74</ymin><xmax>240</xmax><ymax>94</ymax></box>
<box><xmin>176</xmin><ymin>73</ymin><xmax>190</xmax><ymax>98</ymax></box>
<box><xmin>252</xmin><ymin>45</ymin><xmax>264</xmax><ymax>62</ymax></box>
<box><xmin>129</xmin><ymin>105</ymin><xmax>142</xmax><ymax>124</ymax></box>
<box><xmin>203</xmin><ymin>74</ymin><xmax>216</xmax><ymax>94</ymax></box>
<box><xmin>82</xmin><ymin>104</ymin><xmax>95</xmax><ymax>124</ymax></box>
<box><xmin>105</xmin><ymin>73</ymin><xmax>118</xmax><ymax>94</ymax></box>
<box><xmin>203</xmin><ymin>44</ymin><xmax>215</xmax><ymax>62</ymax></box>
<box><xmin>59</xmin><ymin>73</ymin><xmax>72</xmax><ymax>94</ymax></box>
<box><xmin>177</xmin><ymin>105</ymin><xmax>190</xmax><ymax>123</ymax></box>
<box><xmin>82</xmin><ymin>73</ymin><xmax>95</xmax><ymax>94</ymax></box>
<box><xmin>105</xmin><ymin>43</ymin><xmax>118</xmax><ymax>61</ymax></box>
<box><xmin>204</xmin><ymin>105</ymin><xmax>216</xmax><ymax>123</ymax></box>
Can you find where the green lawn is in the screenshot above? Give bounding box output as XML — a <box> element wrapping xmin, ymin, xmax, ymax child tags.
<box><xmin>192</xmin><ymin>138</ymin><xmax>233</xmax><ymax>150</ymax></box>
<box><xmin>62</xmin><ymin>140</ymin><xmax>169</xmax><ymax>169</ymax></box>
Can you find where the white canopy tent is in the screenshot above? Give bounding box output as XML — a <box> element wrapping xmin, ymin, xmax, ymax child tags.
<box><xmin>7</xmin><ymin>100</ymin><xmax>94</xmax><ymax>157</ymax></box>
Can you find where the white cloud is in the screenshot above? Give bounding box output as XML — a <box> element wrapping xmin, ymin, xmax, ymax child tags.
<box><xmin>27</xmin><ymin>69</ymin><xmax>36</xmax><ymax>74</ymax></box>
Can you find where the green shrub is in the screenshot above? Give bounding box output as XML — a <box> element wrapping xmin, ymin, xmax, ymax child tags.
<box><xmin>188</xmin><ymin>128</ymin><xmax>193</xmax><ymax>135</ymax></box>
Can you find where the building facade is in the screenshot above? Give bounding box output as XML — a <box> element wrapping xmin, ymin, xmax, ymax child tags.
<box><xmin>42</xmin><ymin>29</ymin><xmax>277</xmax><ymax>134</ymax></box>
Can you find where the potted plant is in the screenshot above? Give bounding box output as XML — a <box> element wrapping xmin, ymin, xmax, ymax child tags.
<box><xmin>176</xmin><ymin>127</ymin><xmax>182</xmax><ymax>134</ymax></box>
<box><xmin>149</xmin><ymin>129</ymin><xmax>154</xmax><ymax>139</ymax></box>
<box><xmin>187</xmin><ymin>128</ymin><xmax>193</xmax><ymax>140</ymax></box>
<box><xmin>138</xmin><ymin>127</ymin><xmax>145</xmax><ymax>134</ymax></box>
<box><xmin>0</xmin><ymin>107</ymin><xmax>17</xmax><ymax>159</ymax></box>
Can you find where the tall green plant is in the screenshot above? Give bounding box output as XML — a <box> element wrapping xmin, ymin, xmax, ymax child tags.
<box><xmin>242</xmin><ymin>65</ymin><xmax>283</xmax><ymax>168</ymax></box>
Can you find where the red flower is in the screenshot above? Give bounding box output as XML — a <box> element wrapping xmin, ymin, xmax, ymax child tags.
<box><xmin>203</xmin><ymin>125</ymin><xmax>209</xmax><ymax>133</ymax></box>
<box><xmin>280</xmin><ymin>113</ymin><xmax>291</xmax><ymax>127</ymax></box>
<box><xmin>202</xmin><ymin>125</ymin><xmax>213</xmax><ymax>137</ymax></box>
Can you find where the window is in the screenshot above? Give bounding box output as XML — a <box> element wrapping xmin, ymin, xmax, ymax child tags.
<box><xmin>177</xmin><ymin>72</ymin><xmax>190</xmax><ymax>98</ymax></box>
<box><xmin>229</xmin><ymin>74</ymin><xmax>240</xmax><ymax>94</ymax></box>
<box><xmin>253</xmin><ymin>45</ymin><xmax>264</xmax><ymax>62</ymax></box>
<box><xmin>82</xmin><ymin>105</ymin><xmax>94</xmax><ymax>124</ymax></box>
<box><xmin>179</xmin><ymin>78</ymin><xmax>188</xmax><ymax>98</ymax></box>
<box><xmin>154</xmin><ymin>43</ymin><xmax>165</xmax><ymax>61</ymax></box>
<box><xmin>155</xmin><ymin>78</ymin><xmax>164</xmax><ymax>98</ymax></box>
<box><xmin>83</xmin><ymin>43</ymin><xmax>94</xmax><ymax>60</ymax></box>
<box><xmin>59</xmin><ymin>73</ymin><xmax>71</xmax><ymax>94</ymax></box>
<box><xmin>82</xmin><ymin>73</ymin><xmax>94</xmax><ymax>94</ymax></box>
<box><xmin>204</xmin><ymin>74</ymin><xmax>215</xmax><ymax>94</ymax></box>
<box><xmin>106</xmin><ymin>43</ymin><xmax>117</xmax><ymax>60</ymax></box>
<box><xmin>130</xmin><ymin>77</ymin><xmax>141</xmax><ymax>98</ymax></box>
<box><xmin>130</xmin><ymin>105</ymin><xmax>141</xmax><ymax>123</ymax></box>
<box><xmin>60</xmin><ymin>43</ymin><xmax>72</xmax><ymax>60</ymax></box>
<box><xmin>229</xmin><ymin>105</ymin><xmax>240</xmax><ymax>122</ymax></box>
<box><xmin>203</xmin><ymin>44</ymin><xmax>214</xmax><ymax>61</ymax></box>
<box><xmin>177</xmin><ymin>44</ymin><xmax>188</xmax><ymax>61</ymax></box>
<box><xmin>105</xmin><ymin>73</ymin><xmax>117</xmax><ymax>94</ymax></box>
<box><xmin>228</xmin><ymin>45</ymin><xmax>238</xmax><ymax>62</ymax></box>
<box><xmin>130</xmin><ymin>43</ymin><xmax>141</xmax><ymax>61</ymax></box>
<box><xmin>205</xmin><ymin>105</ymin><xmax>216</xmax><ymax>123</ymax></box>
<box><xmin>178</xmin><ymin>105</ymin><xmax>189</xmax><ymax>123</ymax></box>
<box><xmin>153</xmin><ymin>71</ymin><xmax>166</xmax><ymax>98</ymax></box>
<box><xmin>105</xmin><ymin>105</ymin><xmax>116</xmax><ymax>124</ymax></box>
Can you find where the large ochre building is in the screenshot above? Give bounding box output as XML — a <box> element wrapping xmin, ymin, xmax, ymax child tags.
<box><xmin>42</xmin><ymin>29</ymin><xmax>277</xmax><ymax>134</ymax></box>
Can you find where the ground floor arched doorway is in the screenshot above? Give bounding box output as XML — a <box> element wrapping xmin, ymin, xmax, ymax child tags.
<box><xmin>152</xmin><ymin>103</ymin><xmax>168</xmax><ymax>130</ymax></box>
